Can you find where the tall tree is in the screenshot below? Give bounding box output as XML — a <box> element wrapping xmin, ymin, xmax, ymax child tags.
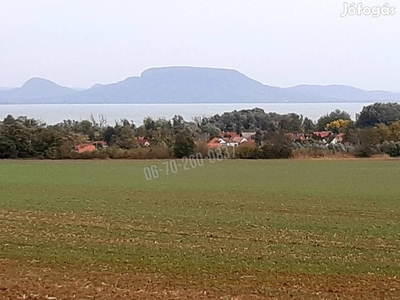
<box><xmin>316</xmin><ymin>109</ymin><xmax>351</xmax><ymax>131</ymax></box>
<box><xmin>173</xmin><ymin>129</ymin><xmax>195</xmax><ymax>158</ymax></box>
<box><xmin>356</xmin><ymin>103</ymin><xmax>400</xmax><ymax>127</ymax></box>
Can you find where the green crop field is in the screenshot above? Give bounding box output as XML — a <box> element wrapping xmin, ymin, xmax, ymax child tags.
<box><xmin>1</xmin><ymin>159</ymin><xmax>400</xmax><ymax>299</ymax></box>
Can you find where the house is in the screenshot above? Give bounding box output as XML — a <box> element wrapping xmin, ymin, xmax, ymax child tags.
<box><xmin>207</xmin><ymin>137</ymin><xmax>226</xmax><ymax>148</ymax></box>
<box><xmin>221</xmin><ymin>131</ymin><xmax>240</xmax><ymax>139</ymax></box>
<box><xmin>241</xmin><ymin>132</ymin><xmax>256</xmax><ymax>139</ymax></box>
<box><xmin>309</xmin><ymin>131</ymin><xmax>346</xmax><ymax>146</ymax></box>
<box><xmin>232</xmin><ymin>137</ymin><xmax>248</xmax><ymax>144</ymax></box>
<box><xmin>76</xmin><ymin>141</ymin><xmax>108</xmax><ymax>153</ymax></box>
<box><xmin>77</xmin><ymin>143</ymin><xmax>96</xmax><ymax>153</ymax></box>
<box><xmin>337</xmin><ymin>133</ymin><xmax>346</xmax><ymax>141</ymax></box>
<box><xmin>313</xmin><ymin>131</ymin><xmax>332</xmax><ymax>140</ymax></box>
<box><xmin>208</xmin><ymin>137</ymin><xmax>242</xmax><ymax>147</ymax></box>
<box><xmin>330</xmin><ymin>133</ymin><xmax>346</xmax><ymax>145</ymax></box>
<box><xmin>207</xmin><ymin>136</ymin><xmax>251</xmax><ymax>148</ymax></box>
<box><xmin>137</xmin><ymin>137</ymin><xmax>151</xmax><ymax>147</ymax></box>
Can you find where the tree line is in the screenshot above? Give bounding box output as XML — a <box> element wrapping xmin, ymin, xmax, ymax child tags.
<box><xmin>1</xmin><ymin>102</ymin><xmax>400</xmax><ymax>159</ymax></box>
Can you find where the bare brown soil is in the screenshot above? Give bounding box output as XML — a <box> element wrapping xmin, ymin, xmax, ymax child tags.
<box><xmin>1</xmin><ymin>259</ymin><xmax>400</xmax><ymax>299</ymax></box>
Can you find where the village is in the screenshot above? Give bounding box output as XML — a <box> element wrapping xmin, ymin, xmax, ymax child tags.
<box><xmin>75</xmin><ymin>130</ymin><xmax>346</xmax><ymax>153</ymax></box>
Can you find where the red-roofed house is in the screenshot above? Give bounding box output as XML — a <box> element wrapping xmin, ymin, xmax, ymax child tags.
<box><xmin>232</xmin><ymin>137</ymin><xmax>248</xmax><ymax>144</ymax></box>
<box><xmin>330</xmin><ymin>133</ymin><xmax>346</xmax><ymax>144</ymax></box>
<box><xmin>313</xmin><ymin>131</ymin><xmax>332</xmax><ymax>139</ymax></box>
<box><xmin>77</xmin><ymin>143</ymin><xmax>96</xmax><ymax>153</ymax></box>
<box><xmin>76</xmin><ymin>141</ymin><xmax>108</xmax><ymax>153</ymax></box>
<box><xmin>221</xmin><ymin>131</ymin><xmax>240</xmax><ymax>138</ymax></box>
<box><xmin>207</xmin><ymin>137</ymin><xmax>225</xmax><ymax>148</ymax></box>
<box><xmin>137</xmin><ymin>137</ymin><xmax>151</xmax><ymax>147</ymax></box>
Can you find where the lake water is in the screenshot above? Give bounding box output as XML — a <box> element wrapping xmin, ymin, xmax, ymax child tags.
<box><xmin>0</xmin><ymin>103</ymin><xmax>372</xmax><ymax>125</ymax></box>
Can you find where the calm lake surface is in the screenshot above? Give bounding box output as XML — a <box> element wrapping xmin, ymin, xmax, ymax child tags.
<box><xmin>0</xmin><ymin>103</ymin><xmax>372</xmax><ymax>125</ymax></box>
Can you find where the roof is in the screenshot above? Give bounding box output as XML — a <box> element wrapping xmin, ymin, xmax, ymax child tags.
<box><xmin>241</xmin><ymin>132</ymin><xmax>256</xmax><ymax>139</ymax></box>
<box><xmin>77</xmin><ymin>144</ymin><xmax>96</xmax><ymax>153</ymax></box>
<box><xmin>207</xmin><ymin>137</ymin><xmax>224</xmax><ymax>148</ymax></box>
<box><xmin>221</xmin><ymin>131</ymin><xmax>240</xmax><ymax>138</ymax></box>
<box><xmin>137</xmin><ymin>138</ymin><xmax>150</xmax><ymax>146</ymax></box>
<box><xmin>313</xmin><ymin>131</ymin><xmax>332</xmax><ymax>139</ymax></box>
<box><xmin>208</xmin><ymin>137</ymin><xmax>220</xmax><ymax>144</ymax></box>
<box><xmin>76</xmin><ymin>141</ymin><xmax>108</xmax><ymax>153</ymax></box>
<box><xmin>232</xmin><ymin>137</ymin><xmax>247</xmax><ymax>143</ymax></box>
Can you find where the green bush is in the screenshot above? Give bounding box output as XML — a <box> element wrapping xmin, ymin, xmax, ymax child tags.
<box><xmin>260</xmin><ymin>143</ymin><xmax>292</xmax><ymax>159</ymax></box>
<box><xmin>353</xmin><ymin>145</ymin><xmax>373</xmax><ymax>158</ymax></box>
<box><xmin>235</xmin><ymin>144</ymin><xmax>260</xmax><ymax>159</ymax></box>
<box><xmin>376</xmin><ymin>141</ymin><xmax>400</xmax><ymax>157</ymax></box>
<box><xmin>0</xmin><ymin>137</ymin><xmax>18</xmax><ymax>158</ymax></box>
<box><xmin>173</xmin><ymin>131</ymin><xmax>195</xmax><ymax>158</ymax></box>
<box><xmin>194</xmin><ymin>142</ymin><xmax>209</xmax><ymax>158</ymax></box>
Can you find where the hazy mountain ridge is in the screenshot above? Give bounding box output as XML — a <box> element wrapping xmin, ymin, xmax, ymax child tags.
<box><xmin>0</xmin><ymin>87</ymin><xmax>15</xmax><ymax>91</ymax></box>
<box><xmin>0</xmin><ymin>78</ymin><xmax>76</xmax><ymax>103</ymax></box>
<box><xmin>1</xmin><ymin>67</ymin><xmax>399</xmax><ymax>104</ymax></box>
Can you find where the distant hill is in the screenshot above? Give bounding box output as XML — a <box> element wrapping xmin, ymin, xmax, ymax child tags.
<box><xmin>0</xmin><ymin>87</ymin><xmax>14</xmax><ymax>91</ymax></box>
<box><xmin>0</xmin><ymin>78</ymin><xmax>77</xmax><ymax>104</ymax></box>
<box><xmin>283</xmin><ymin>85</ymin><xmax>400</xmax><ymax>102</ymax></box>
<box><xmin>1</xmin><ymin>67</ymin><xmax>399</xmax><ymax>104</ymax></box>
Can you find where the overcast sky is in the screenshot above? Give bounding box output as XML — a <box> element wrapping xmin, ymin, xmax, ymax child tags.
<box><xmin>0</xmin><ymin>0</ymin><xmax>399</xmax><ymax>91</ymax></box>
